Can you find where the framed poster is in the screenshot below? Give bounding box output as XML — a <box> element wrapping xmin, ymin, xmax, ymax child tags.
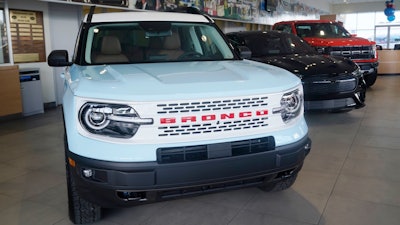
<box><xmin>9</xmin><ymin>9</ymin><xmax>46</xmax><ymax>63</ymax></box>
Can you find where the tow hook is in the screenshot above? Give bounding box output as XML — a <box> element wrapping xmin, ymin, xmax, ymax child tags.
<box><xmin>117</xmin><ymin>191</ymin><xmax>147</xmax><ymax>202</ymax></box>
<box><xmin>278</xmin><ymin>169</ymin><xmax>295</xmax><ymax>180</ymax></box>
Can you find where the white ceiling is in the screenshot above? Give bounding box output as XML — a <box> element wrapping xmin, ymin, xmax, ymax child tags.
<box><xmin>328</xmin><ymin>0</ymin><xmax>381</xmax><ymax>4</ymax></box>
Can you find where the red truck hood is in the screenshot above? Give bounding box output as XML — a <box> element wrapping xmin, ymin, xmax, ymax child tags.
<box><xmin>303</xmin><ymin>37</ymin><xmax>376</xmax><ymax>47</ymax></box>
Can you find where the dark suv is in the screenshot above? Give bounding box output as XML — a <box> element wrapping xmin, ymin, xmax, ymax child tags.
<box><xmin>227</xmin><ymin>30</ymin><xmax>366</xmax><ymax>112</ymax></box>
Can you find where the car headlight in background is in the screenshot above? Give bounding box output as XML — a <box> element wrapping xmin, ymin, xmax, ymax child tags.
<box><xmin>79</xmin><ymin>103</ymin><xmax>153</xmax><ymax>138</ymax></box>
<box><xmin>273</xmin><ymin>89</ymin><xmax>303</xmax><ymax>123</ymax></box>
<box><xmin>372</xmin><ymin>44</ymin><xmax>377</xmax><ymax>58</ymax></box>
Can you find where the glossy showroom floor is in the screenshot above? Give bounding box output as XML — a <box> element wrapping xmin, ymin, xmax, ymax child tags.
<box><xmin>1</xmin><ymin>75</ymin><xmax>400</xmax><ymax>225</ymax></box>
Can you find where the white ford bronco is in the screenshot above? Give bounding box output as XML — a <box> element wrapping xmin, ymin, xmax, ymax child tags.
<box><xmin>48</xmin><ymin>7</ymin><xmax>311</xmax><ymax>224</ymax></box>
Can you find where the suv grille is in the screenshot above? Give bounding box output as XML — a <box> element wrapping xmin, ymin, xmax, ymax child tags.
<box><xmin>157</xmin><ymin>96</ymin><xmax>269</xmax><ymax>137</ymax></box>
<box><xmin>157</xmin><ymin>136</ymin><xmax>275</xmax><ymax>164</ymax></box>
<box><xmin>302</xmin><ymin>74</ymin><xmax>357</xmax><ymax>96</ymax></box>
<box><xmin>157</xmin><ymin>97</ymin><xmax>268</xmax><ymax>114</ymax></box>
<box><xmin>158</xmin><ymin>118</ymin><xmax>269</xmax><ymax>137</ymax></box>
<box><xmin>330</xmin><ymin>46</ymin><xmax>374</xmax><ymax>60</ymax></box>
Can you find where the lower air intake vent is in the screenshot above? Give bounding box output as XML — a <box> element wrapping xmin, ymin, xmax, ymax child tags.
<box><xmin>157</xmin><ymin>136</ymin><xmax>275</xmax><ymax>164</ymax></box>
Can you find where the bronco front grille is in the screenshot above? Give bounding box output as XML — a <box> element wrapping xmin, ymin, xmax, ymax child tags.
<box><xmin>157</xmin><ymin>136</ymin><xmax>275</xmax><ymax>164</ymax></box>
<box><xmin>158</xmin><ymin>117</ymin><xmax>269</xmax><ymax>137</ymax></box>
<box><xmin>156</xmin><ymin>96</ymin><xmax>270</xmax><ymax>137</ymax></box>
<box><xmin>157</xmin><ymin>96</ymin><xmax>268</xmax><ymax>114</ymax></box>
<box><xmin>330</xmin><ymin>46</ymin><xmax>374</xmax><ymax>60</ymax></box>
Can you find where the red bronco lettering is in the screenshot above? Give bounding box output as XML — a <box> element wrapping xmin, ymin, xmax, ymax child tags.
<box><xmin>160</xmin><ymin>110</ymin><xmax>268</xmax><ymax>124</ymax></box>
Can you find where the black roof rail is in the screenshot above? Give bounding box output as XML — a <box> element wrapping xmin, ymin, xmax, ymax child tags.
<box><xmin>165</xmin><ymin>6</ymin><xmax>199</xmax><ymax>14</ymax></box>
<box><xmin>165</xmin><ymin>6</ymin><xmax>214</xmax><ymax>23</ymax></box>
<box><xmin>185</xmin><ymin>6</ymin><xmax>202</xmax><ymax>15</ymax></box>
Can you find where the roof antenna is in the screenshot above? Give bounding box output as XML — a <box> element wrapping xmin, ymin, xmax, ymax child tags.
<box><xmin>86</xmin><ymin>5</ymin><xmax>96</xmax><ymax>23</ymax></box>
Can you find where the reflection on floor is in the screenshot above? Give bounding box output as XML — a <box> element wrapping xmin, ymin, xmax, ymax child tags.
<box><xmin>1</xmin><ymin>75</ymin><xmax>400</xmax><ymax>225</ymax></box>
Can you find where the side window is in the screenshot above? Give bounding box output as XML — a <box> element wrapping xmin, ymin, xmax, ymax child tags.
<box><xmin>275</xmin><ymin>24</ymin><xmax>292</xmax><ymax>34</ymax></box>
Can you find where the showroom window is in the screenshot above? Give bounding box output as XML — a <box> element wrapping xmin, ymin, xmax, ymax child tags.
<box><xmin>340</xmin><ymin>12</ymin><xmax>376</xmax><ymax>41</ymax></box>
<box><xmin>340</xmin><ymin>11</ymin><xmax>400</xmax><ymax>49</ymax></box>
<box><xmin>0</xmin><ymin>0</ymin><xmax>10</xmax><ymax>63</ymax></box>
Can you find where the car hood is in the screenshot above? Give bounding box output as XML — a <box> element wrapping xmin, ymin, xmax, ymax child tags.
<box><xmin>252</xmin><ymin>54</ymin><xmax>358</xmax><ymax>77</ymax></box>
<box><xmin>303</xmin><ymin>36</ymin><xmax>376</xmax><ymax>47</ymax></box>
<box><xmin>67</xmin><ymin>60</ymin><xmax>301</xmax><ymax>101</ymax></box>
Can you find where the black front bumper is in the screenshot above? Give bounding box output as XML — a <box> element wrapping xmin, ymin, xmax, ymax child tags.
<box><xmin>303</xmin><ymin>76</ymin><xmax>366</xmax><ymax>111</ymax></box>
<box><xmin>67</xmin><ymin>135</ymin><xmax>311</xmax><ymax>208</ymax></box>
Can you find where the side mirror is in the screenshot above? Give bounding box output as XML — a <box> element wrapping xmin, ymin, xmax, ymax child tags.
<box><xmin>48</xmin><ymin>50</ymin><xmax>73</xmax><ymax>67</ymax></box>
<box><xmin>237</xmin><ymin>46</ymin><xmax>252</xmax><ymax>59</ymax></box>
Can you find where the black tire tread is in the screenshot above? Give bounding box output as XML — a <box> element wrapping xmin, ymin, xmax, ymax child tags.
<box><xmin>65</xmin><ymin>134</ymin><xmax>101</xmax><ymax>224</ymax></box>
<box><xmin>69</xmin><ymin>177</ymin><xmax>101</xmax><ymax>224</ymax></box>
<box><xmin>364</xmin><ymin>71</ymin><xmax>377</xmax><ymax>87</ymax></box>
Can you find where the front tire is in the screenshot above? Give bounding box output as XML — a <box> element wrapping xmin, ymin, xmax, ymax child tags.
<box><xmin>364</xmin><ymin>70</ymin><xmax>377</xmax><ymax>87</ymax></box>
<box><xmin>65</xmin><ymin>135</ymin><xmax>102</xmax><ymax>224</ymax></box>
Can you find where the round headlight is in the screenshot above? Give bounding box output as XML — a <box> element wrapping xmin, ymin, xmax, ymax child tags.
<box><xmin>273</xmin><ymin>89</ymin><xmax>303</xmax><ymax>123</ymax></box>
<box><xmin>79</xmin><ymin>102</ymin><xmax>153</xmax><ymax>139</ymax></box>
<box><xmin>83</xmin><ymin>109</ymin><xmax>110</xmax><ymax>130</ymax></box>
<box><xmin>281</xmin><ymin>91</ymin><xmax>301</xmax><ymax>114</ymax></box>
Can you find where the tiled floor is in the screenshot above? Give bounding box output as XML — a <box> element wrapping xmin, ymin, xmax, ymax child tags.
<box><xmin>1</xmin><ymin>75</ymin><xmax>400</xmax><ymax>225</ymax></box>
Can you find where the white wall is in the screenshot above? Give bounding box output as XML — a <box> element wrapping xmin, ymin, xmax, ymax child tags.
<box><xmin>6</xmin><ymin>0</ymin><xmax>82</xmax><ymax>106</ymax></box>
<box><xmin>48</xmin><ymin>3</ymin><xmax>81</xmax><ymax>105</ymax></box>
<box><xmin>298</xmin><ymin>1</ymin><xmax>384</xmax><ymax>15</ymax></box>
<box><xmin>332</xmin><ymin>2</ymin><xmax>383</xmax><ymax>14</ymax></box>
<box><xmin>299</xmin><ymin>0</ymin><xmax>331</xmax><ymax>13</ymax></box>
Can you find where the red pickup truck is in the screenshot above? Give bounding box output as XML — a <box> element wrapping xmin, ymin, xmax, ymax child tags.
<box><xmin>273</xmin><ymin>20</ymin><xmax>379</xmax><ymax>87</ymax></box>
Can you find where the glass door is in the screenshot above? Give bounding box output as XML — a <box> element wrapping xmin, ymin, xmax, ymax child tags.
<box><xmin>0</xmin><ymin>0</ymin><xmax>11</xmax><ymax>63</ymax></box>
<box><xmin>375</xmin><ymin>25</ymin><xmax>400</xmax><ymax>49</ymax></box>
<box><xmin>389</xmin><ymin>26</ymin><xmax>400</xmax><ymax>49</ymax></box>
<box><xmin>375</xmin><ymin>26</ymin><xmax>388</xmax><ymax>49</ymax></box>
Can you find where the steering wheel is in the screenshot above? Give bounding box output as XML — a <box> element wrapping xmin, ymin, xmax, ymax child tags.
<box><xmin>178</xmin><ymin>51</ymin><xmax>203</xmax><ymax>60</ymax></box>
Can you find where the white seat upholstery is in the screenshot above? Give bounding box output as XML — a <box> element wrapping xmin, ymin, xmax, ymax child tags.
<box><xmin>93</xmin><ymin>36</ymin><xmax>129</xmax><ymax>63</ymax></box>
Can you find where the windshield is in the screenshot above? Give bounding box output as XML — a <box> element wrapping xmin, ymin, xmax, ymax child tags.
<box><xmin>295</xmin><ymin>23</ymin><xmax>351</xmax><ymax>38</ymax></box>
<box><xmin>229</xmin><ymin>32</ymin><xmax>317</xmax><ymax>57</ymax></box>
<box><xmin>84</xmin><ymin>22</ymin><xmax>235</xmax><ymax>64</ymax></box>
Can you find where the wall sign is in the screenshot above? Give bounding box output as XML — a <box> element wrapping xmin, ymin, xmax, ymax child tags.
<box><xmin>10</xmin><ymin>9</ymin><xmax>46</xmax><ymax>63</ymax></box>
